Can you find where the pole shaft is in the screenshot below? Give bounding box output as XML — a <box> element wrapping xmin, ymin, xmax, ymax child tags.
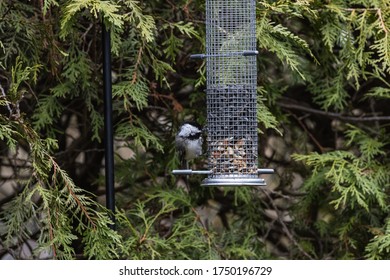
<box><xmin>102</xmin><ymin>21</ymin><xmax>115</xmax><ymax>229</ymax></box>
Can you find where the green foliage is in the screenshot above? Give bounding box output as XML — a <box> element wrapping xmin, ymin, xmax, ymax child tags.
<box><xmin>42</xmin><ymin>0</ymin><xmax>59</xmax><ymax>16</ymax></box>
<box><xmin>162</xmin><ymin>21</ymin><xmax>199</xmax><ymax>63</ymax></box>
<box><xmin>121</xmin><ymin>0</ymin><xmax>156</xmax><ymax>43</ymax></box>
<box><xmin>257</xmin><ymin>86</ymin><xmax>281</xmax><ymax>134</ymax></box>
<box><xmin>365</xmin><ymin>219</ymin><xmax>390</xmax><ymax>259</ymax></box>
<box><xmin>115</xmin><ymin>116</ymin><xmax>164</xmax><ymax>153</ymax></box>
<box><xmin>0</xmin><ymin>56</ymin><xmax>120</xmax><ymax>259</ymax></box>
<box><xmin>257</xmin><ymin>1</ymin><xmax>318</xmax><ymax>80</ymax></box>
<box><xmin>0</xmin><ymin>122</ymin><xmax>18</xmax><ymax>151</ymax></box>
<box><xmin>61</xmin><ymin>0</ymin><xmax>124</xmax><ymax>33</ymax></box>
<box><xmin>114</xmin><ymin>188</ymin><xmax>270</xmax><ymax>260</ymax></box>
<box><xmin>0</xmin><ymin>2</ymin><xmax>42</xmax><ymax>66</ymax></box>
<box><xmin>113</xmin><ymin>78</ymin><xmax>149</xmax><ymax>111</ymax></box>
<box><xmin>256</xmin><ymin>0</ymin><xmax>390</xmax><ymax>259</ymax></box>
<box><xmin>293</xmin><ymin>150</ymin><xmax>386</xmax><ymax>212</ymax></box>
<box><xmin>1</xmin><ymin>0</ymin><xmax>390</xmax><ymax>260</ymax></box>
<box><xmin>293</xmin><ymin>124</ymin><xmax>390</xmax><ymax>258</ymax></box>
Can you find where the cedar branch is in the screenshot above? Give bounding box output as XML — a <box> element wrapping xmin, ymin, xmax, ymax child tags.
<box><xmin>278</xmin><ymin>99</ymin><xmax>390</xmax><ymax>123</ymax></box>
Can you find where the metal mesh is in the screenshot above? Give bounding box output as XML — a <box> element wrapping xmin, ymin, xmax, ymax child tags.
<box><xmin>204</xmin><ymin>0</ymin><xmax>259</xmax><ymax>183</ymax></box>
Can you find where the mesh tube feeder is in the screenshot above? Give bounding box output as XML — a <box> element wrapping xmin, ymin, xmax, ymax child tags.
<box><xmin>173</xmin><ymin>0</ymin><xmax>274</xmax><ymax>186</ymax></box>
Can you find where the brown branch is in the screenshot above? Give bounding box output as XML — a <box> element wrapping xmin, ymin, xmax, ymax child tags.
<box><xmin>165</xmin><ymin>0</ymin><xmax>177</xmax><ymax>11</ymax></box>
<box><xmin>81</xmin><ymin>23</ymin><xmax>94</xmax><ymax>42</ymax></box>
<box><xmin>132</xmin><ymin>46</ymin><xmax>144</xmax><ymax>84</ymax></box>
<box><xmin>278</xmin><ymin>99</ymin><xmax>390</xmax><ymax>123</ymax></box>
<box><xmin>376</xmin><ymin>9</ymin><xmax>389</xmax><ymax>34</ymax></box>
<box><xmin>150</xmin><ymin>92</ymin><xmax>183</xmax><ymax>112</ymax></box>
<box><xmin>183</xmin><ymin>0</ymin><xmax>193</xmax><ymax>18</ymax></box>
<box><xmin>0</xmin><ymin>83</ymin><xmax>12</xmax><ymax>115</ymax></box>
<box><xmin>51</xmin><ymin>159</ymin><xmax>96</xmax><ymax>228</ymax></box>
<box><xmin>290</xmin><ymin>112</ymin><xmax>326</xmax><ymax>153</ymax></box>
<box><xmin>47</xmin><ymin>205</ymin><xmax>57</xmax><ymax>258</ymax></box>
<box><xmin>0</xmin><ymin>1</ymin><xmax>13</xmax><ymax>22</ymax></box>
<box><xmin>260</xmin><ymin>188</ymin><xmax>315</xmax><ymax>260</ymax></box>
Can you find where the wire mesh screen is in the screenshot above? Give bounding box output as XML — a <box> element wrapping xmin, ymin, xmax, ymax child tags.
<box><xmin>203</xmin><ymin>0</ymin><xmax>261</xmax><ymax>186</ymax></box>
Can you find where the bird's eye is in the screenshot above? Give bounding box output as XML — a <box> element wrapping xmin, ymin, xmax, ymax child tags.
<box><xmin>188</xmin><ymin>132</ymin><xmax>201</xmax><ymax>140</ymax></box>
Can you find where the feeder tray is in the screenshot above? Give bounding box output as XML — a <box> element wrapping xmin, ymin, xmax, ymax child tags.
<box><xmin>173</xmin><ymin>0</ymin><xmax>273</xmax><ymax>186</ymax></box>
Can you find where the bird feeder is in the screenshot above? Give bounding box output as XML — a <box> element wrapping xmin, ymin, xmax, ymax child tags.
<box><xmin>173</xmin><ymin>0</ymin><xmax>273</xmax><ymax>186</ymax></box>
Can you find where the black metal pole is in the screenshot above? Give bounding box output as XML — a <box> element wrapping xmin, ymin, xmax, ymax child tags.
<box><xmin>102</xmin><ymin>21</ymin><xmax>115</xmax><ymax>229</ymax></box>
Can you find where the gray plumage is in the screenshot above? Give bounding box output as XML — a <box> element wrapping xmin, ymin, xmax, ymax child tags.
<box><xmin>175</xmin><ymin>122</ymin><xmax>203</xmax><ymax>167</ymax></box>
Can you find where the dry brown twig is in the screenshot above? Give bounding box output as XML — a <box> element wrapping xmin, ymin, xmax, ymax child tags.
<box><xmin>260</xmin><ymin>188</ymin><xmax>315</xmax><ymax>260</ymax></box>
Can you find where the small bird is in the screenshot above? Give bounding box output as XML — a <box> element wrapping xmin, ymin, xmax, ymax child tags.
<box><xmin>175</xmin><ymin>122</ymin><xmax>203</xmax><ymax>169</ymax></box>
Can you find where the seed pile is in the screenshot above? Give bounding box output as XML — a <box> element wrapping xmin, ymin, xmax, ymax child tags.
<box><xmin>206</xmin><ymin>85</ymin><xmax>258</xmax><ymax>176</ymax></box>
<box><xmin>209</xmin><ymin>137</ymin><xmax>257</xmax><ymax>175</ymax></box>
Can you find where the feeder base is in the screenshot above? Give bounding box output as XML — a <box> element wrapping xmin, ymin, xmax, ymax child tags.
<box><xmin>201</xmin><ymin>177</ymin><xmax>266</xmax><ymax>187</ymax></box>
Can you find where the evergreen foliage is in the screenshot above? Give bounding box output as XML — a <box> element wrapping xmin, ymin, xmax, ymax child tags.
<box><xmin>0</xmin><ymin>0</ymin><xmax>390</xmax><ymax>260</ymax></box>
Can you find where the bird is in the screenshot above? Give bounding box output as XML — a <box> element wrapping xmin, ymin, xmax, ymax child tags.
<box><xmin>175</xmin><ymin>122</ymin><xmax>203</xmax><ymax>169</ymax></box>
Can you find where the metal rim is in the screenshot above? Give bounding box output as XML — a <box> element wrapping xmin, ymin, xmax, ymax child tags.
<box><xmin>201</xmin><ymin>177</ymin><xmax>266</xmax><ymax>187</ymax></box>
